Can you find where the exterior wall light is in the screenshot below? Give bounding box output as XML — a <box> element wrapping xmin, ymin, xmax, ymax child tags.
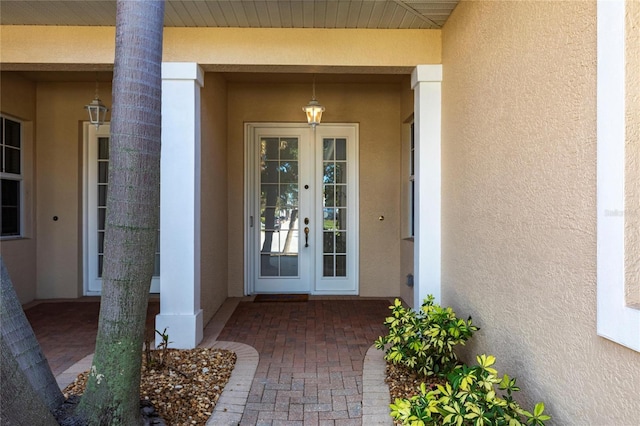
<box><xmin>302</xmin><ymin>77</ymin><xmax>325</xmax><ymax>127</ymax></box>
<box><xmin>85</xmin><ymin>83</ymin><xmax>109</xmax><ymax>129</ymax></box>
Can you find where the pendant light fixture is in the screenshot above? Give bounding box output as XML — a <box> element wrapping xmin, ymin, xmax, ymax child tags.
<box><xmin>302</xmin><ymin>76</ymin><xmax>325</xmax><ymax>127</ymax></box>
<box><xmin>85</xmin><ymin>81</ymin><xmax>109</xmax><ymax>129</ymax></box>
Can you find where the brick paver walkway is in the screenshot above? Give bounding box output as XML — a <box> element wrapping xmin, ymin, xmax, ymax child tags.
<box><xmin>216</xmin><ymin>299</ymin><xmax>390</xmax><ymax>425</ymax></box>
<box><xmin>24</xmin><ymin>299</ymin><xmax>159</xmax><ymax>376</ymax></box>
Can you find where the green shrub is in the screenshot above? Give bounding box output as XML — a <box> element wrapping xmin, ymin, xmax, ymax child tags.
<box><xmin>390</xmin><ymin>354</ymin><xmax>551</xmax><ymax>426</ymax></box>
<box><xmin>375</xmin><ymin>296</ymin><xmax>478</xmax><ymax>377</ymax></box>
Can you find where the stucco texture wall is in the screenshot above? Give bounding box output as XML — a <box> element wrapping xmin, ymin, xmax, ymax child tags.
<box><xmin>0</xmin><ymin>72</ymin><xmax>37</xmax><ymax>303</ymax></box>
<box><xmin>200</xmin><ymin>73</ymin><xmax>229</xmax><ymax>324</ymax></box>
<box><xmin>35</xmin><ymin>82</ymin><xmax>112</xmax><ymax>299</ymax></box>
<box><xmin>442</xmin><ymin>0</ymin><xmax>640</xmax><ymax>424</ymax></box>
<box><xmin>226</xmin><ymin>80</ymin><xmax>402</xmax><ymax>297</ymax></box>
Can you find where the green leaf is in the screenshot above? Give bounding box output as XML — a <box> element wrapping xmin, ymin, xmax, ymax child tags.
<box><xmin>533</xmin><ymin>402</ymin><xmax>544</xmax><ymax>417</ymax></box>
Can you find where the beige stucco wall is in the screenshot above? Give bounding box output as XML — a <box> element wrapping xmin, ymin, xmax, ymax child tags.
<box><xmin>200</xmin><ymin>73</ymin><xmax>229</xmax><ymax>324</ymax></box>
<box><xmin>626</xmin><ymin>0</ymin><xmax>640</xmax><ymax>307</ymax></box>
<box><xmin>35</xmin><ymin>82</ymin><xmax>112</xmax><ymax>299</ymax></box>
<box><xmin>1</xmin><ymin>26</ymin><xmax>441</xmax><ymax>71</ymax></box>
<box><xmin>0</xmin><ymin>72</ymin><xmax>37</xmax><ymax>303</ymax></box>
<box><xmin>442</xmin><ymin>0</ymin><xmax>640</xmax><ymax>424</ymax></box>
<box><xmin>226</xmin><ymin>81</ymin><xmax>403</xmax><ymax>297</ymax></box>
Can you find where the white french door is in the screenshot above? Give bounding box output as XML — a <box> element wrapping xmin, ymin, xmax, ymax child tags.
<box><xmin>245</xmin><ymin>123</ymin><xmax>359</xmax><ymax>295</ymax></box>
<box><xmin>84</xmin><ymin>123</ymin><xmax>160</xmax><ymax>295</ymax></box>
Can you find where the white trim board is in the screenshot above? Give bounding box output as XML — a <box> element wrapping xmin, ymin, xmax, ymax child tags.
<box><xmin>596</xmin><ymin>0</ymin><xmax>640</xmax><ymax>352</ymax></box>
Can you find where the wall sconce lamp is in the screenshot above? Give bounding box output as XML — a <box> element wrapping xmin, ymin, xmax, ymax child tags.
<box><xmin>302</xmin><ymin>77</ymin><xmax>325</xmax><ymax>127</ymax></box>
<box><xmin>85</xmin><ymin>82</ymin><xmax>109</xmax><ymax>129</ymax></box>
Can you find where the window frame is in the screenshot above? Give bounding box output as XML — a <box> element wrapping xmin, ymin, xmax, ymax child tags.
<box><xmin>596</xmin><ymin>0</ymin><xmax>640</xmax><ymax>352</ymax></box>
<box><xmin>0</xmin><ymin>115</ymin><xmax>23</xmax><ymax>239</ymax></box>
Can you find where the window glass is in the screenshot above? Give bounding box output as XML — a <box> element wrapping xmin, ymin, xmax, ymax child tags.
<box><xmin>1</xmin><ymin>116</ymin><xmax>22</xmax><ymax>237</ymax></box>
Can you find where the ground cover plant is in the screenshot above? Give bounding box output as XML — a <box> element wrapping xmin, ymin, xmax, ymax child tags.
<box><xmin>375</xmin><ymin>296</ymin><xmax>478</xmax><ymax>377</ymax></box>
<box><xmin>378</xmin><ymin>298</ymin><xmax>550</xmax><ymax>426</ymax></box>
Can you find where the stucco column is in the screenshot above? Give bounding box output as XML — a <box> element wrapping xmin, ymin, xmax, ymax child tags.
<box><xmin>411</xmin><ymin>65</ymin><xmax>442</xmax><ymax>309</ymax></box>
<box><xmin>155</xmin><ymin>62</ymin><xmax>204</xmax><ymax>348</ymax></box>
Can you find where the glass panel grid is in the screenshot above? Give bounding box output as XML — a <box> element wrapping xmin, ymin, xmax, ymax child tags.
<box><xmin>322</xmin><ymin>138</ymin><xmax>347</xmax><ymax>277</ymax></box>
<box><xmin>259</xmin><ymin>137</ymin><xmax>299</xmax><ymax>277</ymax></box>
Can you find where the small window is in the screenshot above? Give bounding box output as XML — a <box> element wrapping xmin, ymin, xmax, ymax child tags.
<box><xmin>1</xmin><ymin>116</ymin><xmax>22</xmax><ymax>237</ymax></box>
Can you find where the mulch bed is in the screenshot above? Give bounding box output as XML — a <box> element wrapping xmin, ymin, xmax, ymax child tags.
<box><xmin>61</xmin><ymin>348</ymin><xmax>236</xmax><ymax>426</ymax></box>
<box><xmin>385</xmin><ymin>361</ymin><xmax>447</xmax><ymax>403</ymax></box>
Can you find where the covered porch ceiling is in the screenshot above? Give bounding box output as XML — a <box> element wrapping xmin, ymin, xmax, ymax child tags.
<box><xmin>0</xmin><ymin>0</ymin><xmax>458</xmax><ymax>29</ymax></box>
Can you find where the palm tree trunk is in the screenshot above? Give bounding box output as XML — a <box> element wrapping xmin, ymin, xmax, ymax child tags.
<box><xmin>76</xmin><ymin>1</ymin><xmax>165</xmax><ymax>424</ymax></box>
<box><xmin>0</xmin><ymin>256</ymin><xmax>64</xmax><ymax>413</ymax></box>
<box><xmin>1</xmin><ymin>334</ymin><xmax>59</xmax><ymax>426</ymax></box>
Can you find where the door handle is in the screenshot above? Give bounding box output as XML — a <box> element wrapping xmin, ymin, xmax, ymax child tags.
<box><xmin>304</xmin><ymin>218</ymin><xmax>310</xmax><ymax>247</ymax></box>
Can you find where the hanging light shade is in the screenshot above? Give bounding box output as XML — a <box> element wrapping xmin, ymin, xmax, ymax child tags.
<box><xmin>85</xmin><ymin>83</ymin><xmax>109</xmax><ymax>129</ymax></box>
<box><xmin>302</xmin><ymin>78</ymin><xmax>325</xmax><ymax>127</ymax></box>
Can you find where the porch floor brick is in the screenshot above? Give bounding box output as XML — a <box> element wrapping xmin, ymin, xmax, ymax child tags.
<box><xmin>26</xmin><ymin>296</ymin><xmax>395</xmax><ymax>425</ymax></box>
<box><xmin>217</xmin><ymin>299</ymin><xmax>392</xmax><ymax>424</ymax></box>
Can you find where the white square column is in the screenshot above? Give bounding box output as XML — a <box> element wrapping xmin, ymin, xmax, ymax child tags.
<box><xmin>411</xmin><ymin>65</ymin><xmax>443</xmax><ymax>309</ymax></box>
<box><xmin>156</xmin><ymin>62</ymin><xmax>204</xmax><ymax>348</ymax></box>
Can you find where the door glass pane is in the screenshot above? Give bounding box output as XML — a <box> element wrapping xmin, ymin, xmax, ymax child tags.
<box><xmin>323</xmin><ymin>208</ymin><xmax>336</xmax><ymax>231</ymax></box>
<box><xmin>280</xmin><ymin>184</ymin><xmax>298</xmax><ymax>209</ymax></box>
<box><xmin>335</xmin><ymin>185</ymin><xmax>347</xmax><ymax>207</ymax></box>
<box><xmin>323</xmin><ymin>185</ymin><xmax>335</xmax><ymax>207</ymax></box>
<box><xmin>322</xmin><ymin>138</ymin><xmax>348</xmax><ymax>277</ymax></box>
<box><xmin>336</xmin><ymin>255</ymin><xmax>347</xmax><ymax>277</ymax></box>
<box><xmin>335</xmin><ymin>208</ymin><xmax>347</xmax><ymax>230</ymax></box>
<box><xmin>323</xmin><ymin>255</ymin><xmax>334</xmax><ymax>277</ymax></box>
<box><xmin>98</xmin><ymin>137</ymin><xmax>109</xmax><ymax>160</ymax></box>
<box><xmin>323</xmin><ymin>138</ymin><xmax>334</xmax><ymax>161</ymax></box>
<box><xmin>98</xmin><ymin>185</ymin><xmax>107</xmax><ymax>207</ymax></box>
<box><xmin>334</xmin><ymin>162</ymin><xmax>346</xmax><ymax>183</ymax></box>
<box><xmin>323</xmin><ymin>231</ymin><xmax>334</xmax><ymax>253</ymax></box>
<box><xmin>259</xmin><ymin>136</ymin><xmax>299</xmax><ymax>277</ymax></box>
<box><xmin>336</xmin><ymin>232</ymin><xmax>346</xmax><ymax>253</ymax></box>
<box><xmin>323</xmin><ymin>164</ymin><xmax>335</xmax><ymax>184</ymax></box>
<box><xmin>335</xmin><ymin>138</ymin><xmax>346</xmax><ymax>161</ymax></box>
<box><xmin>98</xmin><ymin>231</ymin><xmax>105</xmax><ymax>254</ymax></box>
<box><xmin>280</xmin><ymin>138</ymin><xmax>298</xmax><ymax>160</ymax></box>
<box><xmin>98</xmin><ymin>162</ymin><xmax>108</xmax><ymax>182</ymax></box>
<box><xmin>279</xmin><ymin>161</ymin><xmax>298</xmax><ymax>183</ymax></box>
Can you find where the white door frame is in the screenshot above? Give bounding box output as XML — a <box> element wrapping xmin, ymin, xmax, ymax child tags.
<box><xmin>244</xmin><ymin>122</ymin><xmax>359</xmax><ymax>295</ymax></box>
<box><xmin>83</xmin><ymin>122</ymin><xmax>160</xmax><ymax>295</ymax></box>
